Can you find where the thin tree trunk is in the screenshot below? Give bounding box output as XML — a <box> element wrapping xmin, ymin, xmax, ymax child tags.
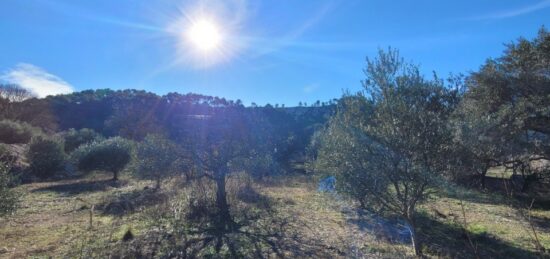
<box><xmin>215</xmin><ymin>172</ymin><xmax>232</xmax><ymax>230</ymax></box>
<box><xmin>113</xmin><ymin>170</ymin><xmax>118</xmax><ymax>181</ymax></box>
<box><xmin>479</xmin><ymin>165</ymin><xmax>488</xmax><ymax>189</ymax></box>
<box><xmin>155</xmin><ymin>177</ymin><xmax>161</xmax><ymax>191</ymax></box>
<box><xmin>405</xmin><ymin>212</ymin><xmax>422</xmax><ymax>256</ymax></box>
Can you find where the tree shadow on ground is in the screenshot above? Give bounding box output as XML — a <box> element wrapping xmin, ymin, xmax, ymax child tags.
<box><xmin>416</xmin><ymin>212</ymin><xmax>543</xmax><ymax>258</ymax></box>
<box><xmin>31</xmin><ymin>178</ymin><xmax>122</xmax><ymax>195</ymax></box>
<box><xmin>449</xmin><ymin>177</ymin><xmax>550</xmax><ymax>210</ymax></box>
<box><xmin>96</xmin><ymin>188</ymin><xmax>169</xmax><ymax>217</ymax></box>
<box><xmin>107</xmin><ymin>192</ymin><xmax>347</xmax><ymax>258</ymax></box>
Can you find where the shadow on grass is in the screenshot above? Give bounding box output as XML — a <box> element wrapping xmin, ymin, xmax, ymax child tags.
<box><xmin>102</xmin><ymin>191</ymin><xmax>346</xmax><ymax>258</ymax></box>
<box><xmin>416</xmin><ymin>212</ymin><xmax>542</xmax><ymax>259</ymax></box>
<box><xmin>449</xmin><ymin>177</ymin><xmax>550</xmax><ymax>210</ymax></box>
<box><xmin>96</xmin><ymin>188</ymin><xmax>168</xmax><ymax>217</ymax></box>
<box><xmin>31</xmin><ymin>178</ymin><xmax>121</xmax><ymax>195</ymax></box>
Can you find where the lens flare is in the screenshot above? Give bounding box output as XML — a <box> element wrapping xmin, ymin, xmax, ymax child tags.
<box><xmin>187</xmin><ymin>19</ymin><xmax>222</xmax><ymax>52</ymax></box>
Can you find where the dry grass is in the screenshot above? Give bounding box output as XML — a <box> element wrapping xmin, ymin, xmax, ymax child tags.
<box><xmin>1</xmin><ymin>173</ymin><xmax>549</xmax><ymax>258</ymax></box>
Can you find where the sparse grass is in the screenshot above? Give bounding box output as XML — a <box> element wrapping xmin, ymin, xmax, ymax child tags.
<box><xmin>0</xmin><ymin>173</ymin><xmax>549</xmax><ymax>258</ymax></box>
<box><xmin>486</xmin><ymin>166</ymin><xmax>513</xmax><ymax>179</ymax></box>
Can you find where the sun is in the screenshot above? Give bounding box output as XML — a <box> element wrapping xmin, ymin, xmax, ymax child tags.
<box><xmin>187</xmin><ymin>19</ymin><xmax>222</xmax><ymax>52</ymax></box>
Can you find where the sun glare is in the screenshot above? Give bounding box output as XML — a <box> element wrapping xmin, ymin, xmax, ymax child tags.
<box><xmin>187</xmin><ymin>19</ymin><xmax>222</xmax><ymax>52</ymax></box>
<box><xmin>165</xmin><ymin>1</ymin><xmax>245</xmax><ymax>68</ymax></box>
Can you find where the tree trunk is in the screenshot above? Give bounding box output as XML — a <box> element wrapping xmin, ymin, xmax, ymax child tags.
<box><xmin>215</xmin><ymin>172</ymin><xmax>232</xmax><ymax>231</ymax></box>
<box><xmin>479</xmin><ymin>165</ymin><xmax>489</xmax><ymax>189</ymax></box>
<box><xmin>405</xmin><ymin>213</ymin><xmax>422</xmax><ymax>256</ymax></box>
<box><xmin>112</xmin><ymin>170</ymin><xmax>118</xmax><ymax>181</ymax></box>
<box><xmin>155</xmin><ymin>177</ymin><xmax>161</xmax><ymax>191</ymax></box>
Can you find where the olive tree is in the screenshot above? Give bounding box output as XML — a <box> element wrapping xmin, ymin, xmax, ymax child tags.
<box><xmin>73</xmin><ymin>137</ymin><xmax>132</xmax><ymax>181</ymax></box>
<box><xmin>188</xmin><ymin>107</ymin><xmax>250</xmax><ymax>231</ymax></box>
<box><xmin>134</xmin><ymin>134</ymin><xmax>179</xmax><ymax>190</ymax></box>
<box><xmin>27</xmin><ymin>136</ymin><xmax>66</xmax><ymax>179</ymax></box>
<box><xmin>314</xmin><ymin>49</ymin><xmax>458</xmax><ymax>255</ymax></box>
<box><xmin>62</xmin><ymin>128</ymin><xmax>104</xmax><ymax>153</ymax></box>
<box><xmin>454</xmin><ymin>27</ymin><xmax>550</xmax><ymax>189</ymax></box>
<box><xmin>0</xmin><ymin>162</ymin><xmax>18</xmax><ymax>217</ymax></box>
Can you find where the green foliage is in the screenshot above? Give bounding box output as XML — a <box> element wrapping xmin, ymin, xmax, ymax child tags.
<box><xmin>0</xmin><ymin>162</ymin><xmax>19</xmax><ymax>217</ymax></box>
<box><xmin>452</xmin><ymin>27</ymin><xmax>550</xmax><ymax>186</ymax></box>
<box><xmin>313</xmin><ymin>48</ymin><xmax>459</xmax><ymax>255</ymax></box>
<box><xmin>27</xmin><ymin>136</ymin><xmax>66</xmax><ymax>179</ymax></box>
<box><xmin>62</xmin><ymin>128</ymin><xmax>104</xmax><ymax>153</ymax></box>
<box><xmin>72</xmin><ymin>137</ymin><xmax>132</xmax><ymax>180</ymax></box>
<box><xmin>0</xmin><ymin>144</ymin><xmax>16</xmax><ymax>165</ymax></box>
<box><xmin>0</xmin><ymin>119</ymin><xmax>42</xmax><ymax>144</ymax></box>
<box><xmin>133</xmin><ymin>134</ymin><xmax>178</xmax><ymax>189</ymax></box>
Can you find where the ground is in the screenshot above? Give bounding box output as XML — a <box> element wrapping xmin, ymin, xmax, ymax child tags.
<box><xmin>1</xmin><ymin>172</ymin><xmax>549</xmax><ymax>258</ymax></box>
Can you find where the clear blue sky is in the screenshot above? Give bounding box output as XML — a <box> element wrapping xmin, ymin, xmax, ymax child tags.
<box><xmin>0</xmin><ymin>0</ymin><xmax>548</xmax><ymax>106</ymax></box>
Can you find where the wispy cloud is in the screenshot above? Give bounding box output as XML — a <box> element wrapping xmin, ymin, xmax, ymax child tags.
<box><xmin>1</xmin><ymin>63</ymin><xmax>74</xmax><ymax>97</ymax></box>
<box><xmin>466</xmin><ymin>0</ymin><xmax>550</xmax><ymax>20</ymax></box>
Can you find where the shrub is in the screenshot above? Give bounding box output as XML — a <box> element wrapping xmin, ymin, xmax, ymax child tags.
<box><xmin>0</xmin><ymin>162</ymin><xmax>19</xmax><ymax>216</ymax></box>
<box><xmin>72</xmin><ymin>137</ymin><xmax>132</xmax><ymax>181</ymax></box>
<box><xmin>0</xmin><ymin>144</ymin><xmax>16</xmax><ymax>165</ymax></box>
<box><xmin>27</xmin><ymin>136</ymin><xmax>66</xmax><ymax>179</ymax></box>
<box><xmin>0</xmin><ymin>120</ymin><xmax>42</xmax><ymax>144</ymax></box>
<box><xmin>62</xmin><ymin>128</ymin><xmax>104</xmax><ymax>153</ymax></box>
<box><xmin>133</xmin><ymin>134</ymin><xmax>178</xmax><ymax>190</ymax></box>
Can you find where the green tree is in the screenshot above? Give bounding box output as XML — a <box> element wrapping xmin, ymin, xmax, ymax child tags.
<box><xmin>134</xmin><ymin>134</ymin><xmax>179</xmax><ymax>190</ymax></box>
<box><xmin>0</xmin><ymin>162</ymin><xmax>18</xmax><ymax>217</ymax></box>
<box><xmin>73</xmin><ymin>137</ymin><xmax>132</xmax><ymax>181</ymax></box>
<box><xmin>188</xmin><ymin>107</ymin><xmax>250</xmax><ymax>231</ymax></box>
<box><xmin>0</xmin><ymin>120</ymin><xmax>42</xmax><ymax>144</ymax></box>
<box><xmin>314</xmin><ymin>49</ymin><xmax>458</xmax><ymax>256</ymax></box>
<box><xmin>62</xmin><ymin>128</ymin><xmax>104</xmax><ymax>153</ymax></box>
<box><xmin>27</xmin><ymin>136</ymin><xmax>66</xmax><ymax>179</ymax></box>
<box><xmin>455</xmin><ymin>27</ymin><xmax>550</xmax><ymax>188</ymax></box>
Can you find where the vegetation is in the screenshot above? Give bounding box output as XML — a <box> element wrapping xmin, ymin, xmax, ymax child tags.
<box><xmin>0</xmin><ymin>28</ymin><xmax>549</xmax><ymax>258</ymax></box>
<box><xmin>0</xmin><ymin>119</ymin><xmax>41</xmax><ymax>144</ymax></box>
<box><xmin>62</xmin><ymin>128</ymin><xmax>104</xmax><ymax>153</ymax></box>
<box><xmin>312</xmin><ymin>48</ymin><xmax>459</xmax><ymax>255</ymax></box>
<box><xmin>453</xmin><ymin>28</ymin><xmax>550</xmax><ymax>190</ymax></box>
<box><xmin>27</xmin><ymin>136</ymin><xmax>66</xmax><ymax>179</ymax></box>
<box><xmin>133</xmin><ymin>134</ymin><xmax>179</xmax><ymax>190</ymax></box>
<box><xmin>0</xmin><ymin>162</ymin><xmax>19</xmax><ymax>217</ymax></box>
<box><xmin>72</xmin><ymin>137</ymin><xmax>132</xmax><ymax>181</ymax></box>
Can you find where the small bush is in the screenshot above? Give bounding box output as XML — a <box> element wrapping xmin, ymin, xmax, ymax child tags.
<box><xmin>27</xmin><ymin>136</ymin><xmax>66</xmax><ymax>179</ymax></box>
<box><xmin>0</xmin><ymin>120</ymin><xmax>42</xmax><ymax>144</ymax></box>
<box><xmin>0</xmin><ymin>144</ymin><xmax>17</xmax><ymax>166</ymax></box>
<box><xmin>62</xmin><ymin>128</ymin><xmax>104</xmax><ymax>153</ymax></box>
<box><xmin>133</xmin><ymin>134</ymin><xmax>179</xmax><ymax>190</ymax></box>
<box><xmin>0</xmin><ymin>162</ymin><xmax>19</xmax><ymax>216</ymax></box>
<box><xmin>72</xmin><ymin>137</ymin><xmax>132</xmax><ymax>180</ymax></box>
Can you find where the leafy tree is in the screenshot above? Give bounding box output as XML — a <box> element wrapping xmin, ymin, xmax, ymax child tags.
<box><xmin>0</xmin><ymin>120</ymin><xmax>42</xmax><ymax>144</ymax></box>
<box><xmin>104</xmin><ymin>90</ymin><xmax>165</xmax><ymax>140</ymax></box>
<box><xmin>313</xmin><ymin>49</ymin><xmax>458</xmax><ymax>255</ymax></box>
<box><xmin>27</xmin><ymin>136</ymin><xmax>66</xmax><ymax>179</ymax></box>
<box><xmin>454</xmin><ymin>27</ymin><xmax>550</xmax><ymax>188</ymax></box>
<box><xmin>0</xmin><ymin>162</ymin><xmax>18</xmax><ymax>217</ymax></box>
<box><xmin>133</xmin><ymin>134</ymin><xmax>179</xmax><ymax>190</ymax></box>
<box><xmin>188</xmin><ymin>107</ymin><xmax>251</xmax><ymax>231</ymax></box>
<box><xmin>73</xmin><ymin>137</ymin><xmax>132</xmax><ymax>181</ymax></box>
<box><xmin>62</xmin><ymin>128</ymin><xmax>104</xmax><ymax>153</ymax></box>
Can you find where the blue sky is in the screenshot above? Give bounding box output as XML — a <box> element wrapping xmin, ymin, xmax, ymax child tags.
<box><xmin>0</xmin><ymin>0</ymin><xmax>548</xmax><ymax>106</ymax></box>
